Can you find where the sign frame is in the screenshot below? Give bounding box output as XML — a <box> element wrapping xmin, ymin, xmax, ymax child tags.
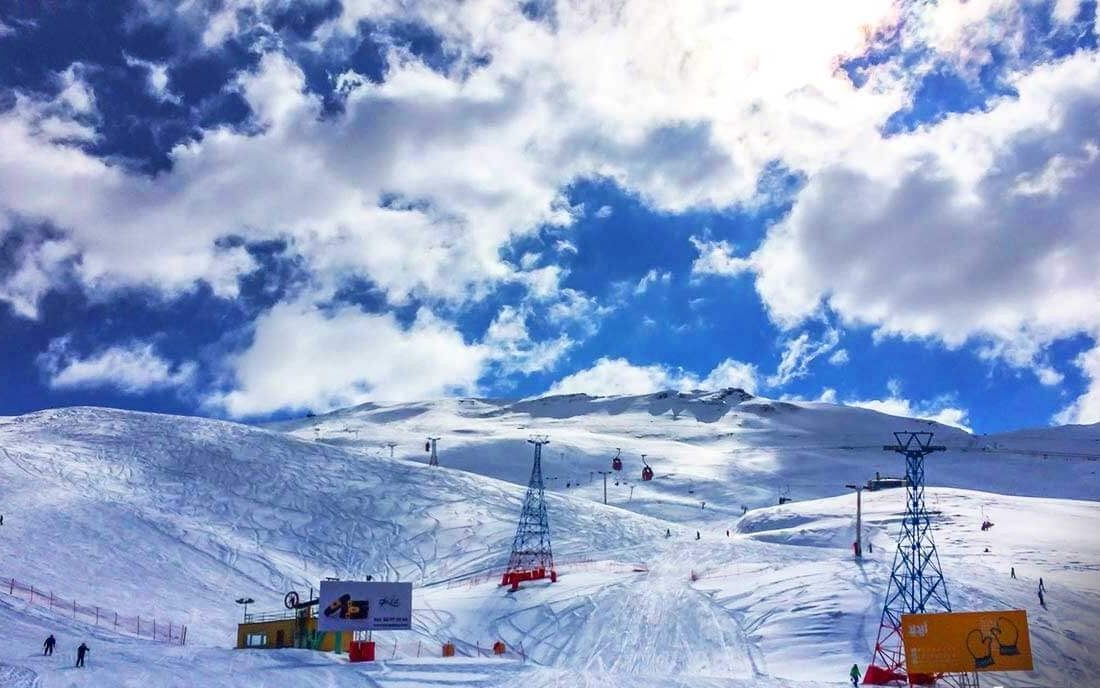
<box><xmin>901</xmin><ymin>610</ymin><xmax>1033</xmax><ymax>674</ymax></box>
<box><xmin>316</xmin><ymin>581</ymin><xmax>413</xmax><ymax>632</ymax></box>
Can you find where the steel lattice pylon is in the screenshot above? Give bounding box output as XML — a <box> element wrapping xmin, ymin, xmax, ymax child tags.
<box><xmin>501</xmin><ymin>436</ymin><xmax>557</xmax><ymax>591</ymax></box>
<box><xmin>865</xmin><ymin>432</ymin><xmax>976</xmax><ymax>687</ymax></box>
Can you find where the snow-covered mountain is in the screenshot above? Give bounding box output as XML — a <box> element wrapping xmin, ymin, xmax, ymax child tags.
<box><xmin>273</xmin><ymin>389</ymin><xmax>1100</xmax><ymax>512</ymax></box>
<box><xmin>0</xmin><ymin>392</ymin><xmax>1097</xmax><ymax>687</ymax></box>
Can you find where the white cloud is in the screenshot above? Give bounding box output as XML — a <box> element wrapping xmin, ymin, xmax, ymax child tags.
<box><xmin>1053</xmin><ymin>341</ymin><xmax>1100</xmax><ymax>425</ymax></box>
<box><xmin>0</xmin><ymin>228</ymin><xmax>77</xmax><ymax>319</ymax></box>
<box><xmin>56</xmin><ymin>64</ymin><xmax>96</xmax><ymax>115</ymax></box>
<box><xmin>635</xmin><ymin>268</ymin><xmax>671</xmax><ymax>295</ymax></box>
<box><xmin>828</xmin><ymin>349</ymin><xmax>850</xmax><ymax>366</ymax></box>
<box><xmin>1035</xmin><ymin>365</ymin><xmax>1064</xmax><ymax>387</ymax></box>
<box><xmin>484</xmin><ymin>305</ymin><xmax>573</xmax><ymax>375</ymax></box>
<box><xmin>38</xmin><ymin>338</ymin><xmax>195</xmax><ymax>394</ymax></box>
<box><xmin>689</xmin><ymin>235</ymin><xmax>753</xmax><ymax>278</ymax></box>
<box><xmin>594</xmin><ymin>205</ymin><xmax>613</xmax><ymax>218</ymax></box>
<box><xmin>546</xmin><ymin>356</ymin><xmax>757</xmax><ymax>396</ymax></box>
<box><xmin>700</xmin><ymin>359</ymin><xmax>759</xmax><ymax>392</ymax></box>
<box><xmin>766</xmin><ymin>329</ymin><xmax>840</xmax><ymax>387</ymax></box>
<box><xmin>554</xmin><ymin>239</ymin><xmax>578</xmax><ymax>255</ymax></box>
<box><xmin>849</xmin><ymin>396</ymin><xmax>972</xmax><ymax>433</ymax></box>
<box><xmin>841</xmin><ymin>380</ymin><xmax>972</xmax><ymax>432</ymax></box>
<box><xmin>124</xmin><ymin>55</ymin><xmax>181</xmax><ymax>103</ymax></box>
<box><xmin>1</xmin><ymin>0</ymin><xmax>917</xmax><ymax>317</ymax></box>
<box><xmin>211</xmin><ymin>301</ymin><xmax>489</xmax><ymax>417</ymax></box>
<box><xmin>743</xmin><ymin>51</ymin><xmax>1100</xmax><ymax>377</ymax></box>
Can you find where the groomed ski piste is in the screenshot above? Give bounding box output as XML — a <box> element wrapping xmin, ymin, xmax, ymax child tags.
<box><xmin>0</xmin><ymin>390</ymin><xmax>1097</xmax><ymax>687</ymax></box>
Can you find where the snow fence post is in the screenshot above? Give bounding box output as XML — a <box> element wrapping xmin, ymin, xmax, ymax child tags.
<box><xmin>153</xmin><ymin>618</ymin><xmax>157</xmax><ymax>640</ymax></box>
<box><xmin>392</xmin><ymin>638</ymin><xmax>397</xmax><ymax>658</ymax></box>
<box><xmin>95</xmin><ymin>607</ymin><xmax>99</xmax><ymax>626</ymax></box>
<box><xmin>417</xmin><ymin>640</ymin><xmax>421</xmax><ymax>657</ymax></box>
<box><xmin>49</xmin><ymin>591</ymin><xmax>54</xmax><ymax>609</ymax></box>
<box><xmin>73</xmin><ymin>599</ymin><xmax>76</xmax><ymax>618</ymax></box>
<box><xmin>8</xmin><ymin>578</ymin><xmax>12</xmax><ymax>595</ymax></box>
<box><xmin>137</xmin><ymin>617</ymin><xmax>141</xmax><ymax>637</ymax></box>
<box><xmin>169</xmin><ymin>622</ymin><xmax>173</xmax><ymax>642</ymax></box>
<box><xmin>114</xmin><ymin>612</ymin><xmax>118</xmax><ymax>632</ymax></box>
<box><xmin>476</xmin><ymin>641</ymin><xmax>480</xmax><ymax>657</ymax></box>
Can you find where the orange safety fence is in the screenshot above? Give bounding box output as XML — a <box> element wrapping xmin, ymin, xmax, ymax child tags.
<box><xmin>1</xmin><ymin>576</ymin><xmax>187</xmax><ymax>645</ymax></box>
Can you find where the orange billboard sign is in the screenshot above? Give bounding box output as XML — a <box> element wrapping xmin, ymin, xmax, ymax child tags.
<box><xmin>901</xmin><ymin>610</ymin><xmax>1033</xmax><ymax>674</ymax></box>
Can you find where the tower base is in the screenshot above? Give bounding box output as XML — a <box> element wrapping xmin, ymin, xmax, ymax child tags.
<box><xmin>500</xmin><ymin>568</ymin><xmax>558</xmax><ymax>590</ymax></box>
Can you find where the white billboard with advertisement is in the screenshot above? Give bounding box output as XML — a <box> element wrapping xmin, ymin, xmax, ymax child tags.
<box><xmin>317</xmin><ymin>581</ymin><xmax>413</xmax><ymax>632</ymax></box>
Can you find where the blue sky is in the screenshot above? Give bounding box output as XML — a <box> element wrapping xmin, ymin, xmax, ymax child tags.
<box><xmin>1</xmin><ymin>0</ymin><xmax>1099</xmax><ymax>433</ymax></box>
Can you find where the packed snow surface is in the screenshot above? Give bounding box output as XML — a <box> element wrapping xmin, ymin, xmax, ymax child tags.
<box><xmin>0</xmin><ymin>390</ymin><xmax>1097</xmax><ymax>687</ymax></box>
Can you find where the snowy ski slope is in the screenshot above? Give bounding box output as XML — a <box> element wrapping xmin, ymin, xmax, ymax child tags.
<box><xmin>0</xmin><ymin>392</ymin><xmax>1097</xmax><ymax>687</ymax></box>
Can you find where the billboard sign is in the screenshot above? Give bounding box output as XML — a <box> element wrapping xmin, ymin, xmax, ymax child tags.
<box><xmin>317</xmin><ymin>581</ymin><xmax>413</xmax><ymax>632</ymax></box>
<box><xmin>901</xmin><ymin>610</ymin><xmax>1033</xmax><ymax>674</ymax></box>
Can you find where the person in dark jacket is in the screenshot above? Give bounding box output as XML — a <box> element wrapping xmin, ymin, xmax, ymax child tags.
<box><xmin>43</xmin><ymin>635</ymin><xmax>56</xmax><ymax>656</ymax></box>
<box><xmin>76</xmin><ymin>642</ymin><xmax>89</xmax><ymax>667</ymax></box>
<box><xmin>850</xmin><ymin>663</ymin><xmax>861</xmax><ymax>686</ymax></box>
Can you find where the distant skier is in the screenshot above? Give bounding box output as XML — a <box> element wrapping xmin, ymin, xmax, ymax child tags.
<box><xmin>1039</xmin><ymin>577</ymin><xmax>1045</xmax><ymax>592</ymax></box>
<box><xmin>1011</xmin><ymin>567</ymin><xmax>1016</xmax><ymax>579</ymax></box>
<box><xmin>43</xmin><ymin>634</ymin><xmax>56</xmax><ymax>656</ymax></box>
<box><xmin>665</xmin><ymin>528</ymin><xmax>671</xmax><ymax>538</ymax></box>
<box><xmin>1038</xmin><ymin>589</ymin><xmax>1045</xmax><ymax>608</ymax></box>
<box><xmin>726</xmin><ymin>529</ymin><xmax>730</xmax><ymax>537</ymax></box>
<box><xmin>850</xmin><ymin>663</ymin><xmax>861</xmax><ymax>686</ymax></box>
<box><xmin>76</xmin><ymin>642</ymin><xmax>89</xmax><ymax>667</ymax></box>
<box><xmin>867</xmin><ymin>542</ymin><xmax>872</xmax><ymax>554</ymax></box>
<box><xmin>695</xmin><ymin>531</ymin><xmax>700</xmax><ymax>540</ymax></box>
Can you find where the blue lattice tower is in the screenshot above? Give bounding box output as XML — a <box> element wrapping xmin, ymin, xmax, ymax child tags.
<box><xmin>501</xmin><ymin>435</ymin><xmax>557</xmax><ymax>591</ymax></box>
<box><xmin>865</xmin><ymin>432</ymin><xmax>975</xmax><ymax>687</ymax></box>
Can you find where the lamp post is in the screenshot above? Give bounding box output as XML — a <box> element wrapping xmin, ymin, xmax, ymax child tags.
<box><xmin>235</xmin><ymin>597</ymin><xmax>255</xmax><ymax>622</ymax></box>
<box><xmin>845</xmin><ymin>484</ymin><xmax>864</xmax><ymax>558</ymax></box>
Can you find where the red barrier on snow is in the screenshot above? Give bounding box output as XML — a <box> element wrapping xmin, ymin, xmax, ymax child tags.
<box><xmin>348</xmin><ymin>640</ymin><xmax>375</xmax><ymax>662</ymax></box>
<box><xmin>863</xmin><ymin>665</ymin><xmax>906</xmax><ymax>684</ymax></box>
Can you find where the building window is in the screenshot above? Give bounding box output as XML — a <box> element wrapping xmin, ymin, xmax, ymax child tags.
<box><xmin>246</xmin><ymin>634</ymin><xmax>268</xmax><ymax>647</ymax></box>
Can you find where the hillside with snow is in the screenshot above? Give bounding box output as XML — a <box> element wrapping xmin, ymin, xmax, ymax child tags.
<box><xmin>0</xmin><ymin>392</ymin><xmax>1097</xmax><ymax>687</ymax></box>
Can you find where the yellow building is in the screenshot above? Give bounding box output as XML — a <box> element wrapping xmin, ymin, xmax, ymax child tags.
<box><xmin>235</xmin><ymin>610</ymin><xmax>352</xmax><ymax>652</ymax></box>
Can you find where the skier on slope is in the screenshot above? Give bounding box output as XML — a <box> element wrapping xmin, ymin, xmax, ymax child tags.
<box><xmin>665</xmin><ymin>528</ymin><xmax>671</xmax><ymax>538</ymax></box>
<box><xmin>43</xmin><ymin>634</ymin><xmax>56</xmax><ymax>656</ymax></box>
<box><xmin>850</xmin><ymin>663</ymin><xmax>861</xmax><ymax>686</ymax></box>
<box><xmin>76</xmin><ymin>642</ymin><xmax>89</xmax><ymax>668</ymax></box>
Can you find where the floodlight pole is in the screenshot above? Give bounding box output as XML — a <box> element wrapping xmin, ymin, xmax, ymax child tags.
<box><xmin>597</xmin><ymin>471</ymin><xmax>612</xmax><ymax>505</ymax></box>
<box><xmin>845</xmin><ymin>483</ymin><xmax>864</xmax><ymax>558</ymax></box>
<box><xmin>235</xmin><ymin>597</ymin><xmax>254</xmax><ymax>622</ymax></box>
<box><xmin>427</xmin><ymin>437</ymin><xmax>440</xmax><ymax>467</ymax></box>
